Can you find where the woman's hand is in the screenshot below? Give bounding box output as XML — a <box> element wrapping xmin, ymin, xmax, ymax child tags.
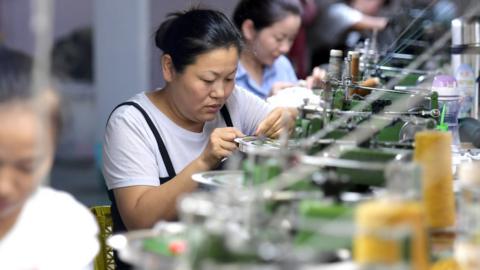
<box><xmin>199</xmin><ymin>127</ymin><xmax>245</xmax><ymax>168</ymax></box>
<box><xmin>255</xmin><ymin>107</ymin><xmax>298</xmax><ymax>138</ymax></box>
<box><xmin>305</xmin><ymin>67</ymin><xmax>327</xmax><ymax>89</ymax></box>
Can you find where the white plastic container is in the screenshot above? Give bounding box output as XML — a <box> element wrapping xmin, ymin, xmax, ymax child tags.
<box><xmin>455</xmin><ymin>64</ymin><xmax>476</xmax><ymax>118</ymax></box>
<box><xmin>432</xmin><ymin>75</ymin><xmax>461</xmax><ymax>146</ymax></box>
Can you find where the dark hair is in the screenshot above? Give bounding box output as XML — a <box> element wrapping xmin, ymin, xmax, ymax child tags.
<box><xmin>0</xmin><ymin>46</ymin><xmax>32</xmax><ymax>101</ymax></box>
<box><xmin>52</xmin><ymin>27</ymin><xmax>93</xmax><ymax>82</ymax></box>
<box><xmin>154</xmin><ymin>9</ymin><xmax>243</xmax><ymax>73</ymax></box>
<box><xmin>233</xmin><ymin>0</ymin><xmax>303</xmax><ymax>31</ymax></box>
<box><xmin>0</xmin><ymin>45</ymin><xmax>62</xmax><ymax>141</ymax></box>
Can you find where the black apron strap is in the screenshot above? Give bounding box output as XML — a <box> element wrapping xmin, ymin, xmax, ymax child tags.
<box><xmin>107</xmin><ymin>101</ymin><xmax>179</xmax><ymax>270</ymax></box>
<box><xmin>220</xmin><ymin>105</ymin><xmax>233</xmax><ymax>127</ymax></box>
<box><xmin>110</xmin><ymin>101</ymin><xmax>176</xmax><ymax>179</ymax></box>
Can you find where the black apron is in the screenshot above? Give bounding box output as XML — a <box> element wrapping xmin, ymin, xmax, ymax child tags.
<box><xmin>106</xmin><ymin>101</ymin><xmax>233</xmax><ymax>269</ymax></box>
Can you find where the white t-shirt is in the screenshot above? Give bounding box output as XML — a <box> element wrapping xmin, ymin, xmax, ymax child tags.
<box><xmin>103</xmin><ymin>86</ymin><xmax>273</xmax><ymax>190</ymax></box>
<box><xmin>0</xmin><ymin>187</ymin><xmax>99</xmax><ymax>270</ymax></box>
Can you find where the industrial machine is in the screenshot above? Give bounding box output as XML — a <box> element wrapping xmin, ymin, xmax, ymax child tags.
<box><xmin>108</xmin><ymin>2</ymin><xmax>480</xmax><ymax>269</ymax></box>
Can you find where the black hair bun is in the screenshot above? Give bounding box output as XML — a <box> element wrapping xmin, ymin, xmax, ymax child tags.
<box><xmin>154</xmin><ymin>14</ymin><xmax>180</xmax><ymax>51</ymax></box>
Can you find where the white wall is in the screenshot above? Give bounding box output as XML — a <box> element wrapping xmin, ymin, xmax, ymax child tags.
<box><xmin>93</xmin><ymin>0</ymin><xmax>151</xmax><ymax>148</ymax></box>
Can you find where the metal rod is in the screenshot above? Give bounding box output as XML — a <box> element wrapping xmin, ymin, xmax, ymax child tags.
<box><xmin>361</xmin><ymin>63</ymin><xmax>434</xmax><ymax>75</ymax></box>
<box><xmin>301</xmin><ymin>156</ymin><xmax>387</xmax><ymax>170</ymax></box>
<box><xmin>351</xmin><ymin>84</ymin><xmax>419</xmax><ymax>94</ymax></box>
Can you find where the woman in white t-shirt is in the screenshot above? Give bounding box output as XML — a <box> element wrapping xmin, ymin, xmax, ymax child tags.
<box><xmin>0</xmin><ymin>46</ymin><xmax>99</xmax><ymax>269</ymax></box>
<box><xmin>103</xmin><ymin>8</ymin><xmax>297</xmax><ymax>237</ymax></box>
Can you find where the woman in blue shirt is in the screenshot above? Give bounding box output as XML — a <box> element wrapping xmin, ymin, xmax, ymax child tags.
<box><xmin>233</xmin><ymin>0</ymin><xmax>302</xmax><ymax>99</ymax></box>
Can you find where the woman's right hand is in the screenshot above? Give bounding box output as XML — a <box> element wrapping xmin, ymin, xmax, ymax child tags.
<box><xmin>199</xmin><ymin>127</ymin><xmax>245</xmax><ymax>169</ymax></box>
<box><xmin>306</xmin><ymin>66</ymin><xmax>327</xmax><ymax>89</ymax></box>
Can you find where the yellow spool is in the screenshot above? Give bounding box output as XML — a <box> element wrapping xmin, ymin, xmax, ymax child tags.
<box><xmin>430</xmin><ymin>258</ymin><xmax>459</xmax><ymax>270</ymax></box>
<box><xmin>354</xmin><ymin>199</ymin><xmax>429</xmax><ymax>270</ymax></box>
<box><xmin>414</xmin><ymin>131</ymin><xmax>455</xmax><ymax>229</ymax></box>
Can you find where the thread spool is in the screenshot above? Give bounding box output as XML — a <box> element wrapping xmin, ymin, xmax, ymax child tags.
<box><xmin>431</xmin><ymin>258</ymin><xmax>460</xmax><ymax>270</ymax></box>
<box><xmin>348</xmin><ymin>51</ymin><xmax>360</xmax><ymax>83</ymax></box>
<box><xmin>455</xmin><ymin>161</ymin><xmax>480</xmax><ymax>270</ymax></box>
<box><xmin>459</xmin><ymin>161</ymin><xmax>480</xmax><ymax>187</ymax></box>
<box><xmin>354</xmin><ymin>199</ymin><xmax>429</xmax><ymax>270</ymax></box>
<box><xmin>328</xmin><ymin>49</ymin><xmax>343</xmax><ymax>81</ymax></box>
<box><xmin>414</xmin><ymin>131</ymin><xmax>455</xmax><ymax>229</ymax></box>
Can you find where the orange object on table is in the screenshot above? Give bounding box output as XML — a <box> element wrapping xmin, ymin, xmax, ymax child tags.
<box><xmin>350</xmin><ymin>77</ymin><xmax>380</xmax><ymax>96</ymax></box>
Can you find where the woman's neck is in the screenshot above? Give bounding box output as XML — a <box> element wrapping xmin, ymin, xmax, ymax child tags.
<box><xmin>240</xmin><ymin>49</ymin><xmax>265</xmax><ymax>86</ymax></box>
<box><xmin>0</xmin><ymin>208</ymin><xmax>21</xmax><ymax>240</ymax></box>
<box><xmin>148</xmin><ymin>87</ymin><xmax>204</xmax><ymax>133</ymax></box>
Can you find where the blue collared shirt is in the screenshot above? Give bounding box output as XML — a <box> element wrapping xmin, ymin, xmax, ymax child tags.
<box><xmin>235</xmin><ymin>55</ymin><xmax>298</xmax><ymax>99</ymax></box>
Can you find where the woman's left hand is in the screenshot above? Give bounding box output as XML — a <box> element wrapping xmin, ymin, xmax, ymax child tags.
<box><xmin>255</xmin><ymin>107</ymin><xmax>298</xmax><ymax>138</ymax></box>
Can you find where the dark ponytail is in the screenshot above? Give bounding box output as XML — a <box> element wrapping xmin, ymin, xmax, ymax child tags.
<box><xmin>233</xmin><ymin>0</ymin><xmax>303</xmax><ymax>31</ymax></box>
<box><xmin>154</xmin><ymin>16</ymin><xmax>177</xmax><ymax>52</ymax></box>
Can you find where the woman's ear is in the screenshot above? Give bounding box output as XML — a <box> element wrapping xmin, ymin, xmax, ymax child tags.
<box><xmin>161</xmin><ymin>54</ymin><xmax>175</xmax><ymax>82</ymax></box>
<box><xmin>241</xmin><ymin>19</ymin><xmax>257</xmax><ymax>41</ymax></box>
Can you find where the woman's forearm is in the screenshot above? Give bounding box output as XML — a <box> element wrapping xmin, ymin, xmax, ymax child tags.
<box><xmin>114</xmin><ymin>158</ymin><xmax>211</xmax><ymax>230</ymax></box>
<box><xmin>351</xmin><ymin>15</ymin><xmax>388</xmax><ymax>31</ymax></box>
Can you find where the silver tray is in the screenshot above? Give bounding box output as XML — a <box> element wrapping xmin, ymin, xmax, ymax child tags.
<box><xmin>235</xmin><ymin>136</ymin><xmax>298</xmax><ymax>154</ymax></box>
<box><xmin>191</xmin><ymin>170</ymin><xmax>244</xmax><ymax>187</ymax></box>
